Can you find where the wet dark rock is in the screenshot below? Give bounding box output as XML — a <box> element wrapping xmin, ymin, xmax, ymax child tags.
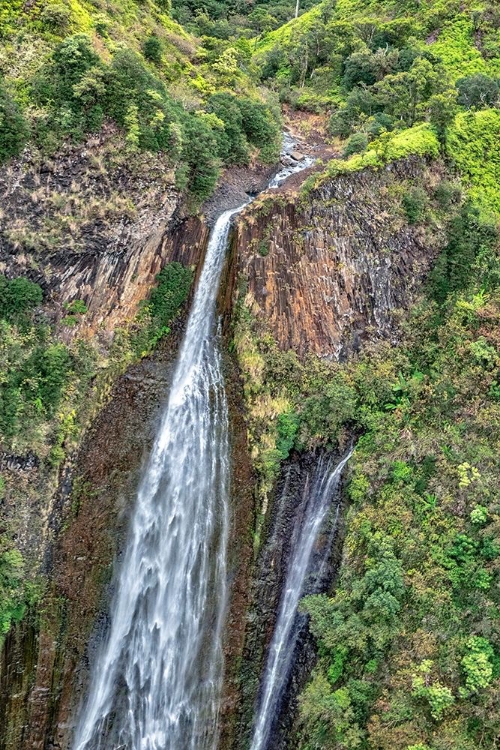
<box><xmin>0</xmin><ymin>452</ymin><xmax>39</xmax><ymax>472</ymax></box>
<box><xmin>230</xmin><ymin>448</ymin><xmax>350</xmax><ymax>750</ymax></box>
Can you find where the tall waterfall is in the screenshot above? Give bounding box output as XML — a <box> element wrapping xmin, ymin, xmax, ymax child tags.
<box><xmin>73</xmin><ymin>207</ymin><xmax>241</xmax><ymax>750</ymax></box>
<box><xmin>73</xmin><ymin>135</ymin><xmax>313</xmax><ymax>750</ymax></box>
<box><xmin>250</xmin><ymin>450</ymin><xmax>353</xmax><ymax>750</ymax></box>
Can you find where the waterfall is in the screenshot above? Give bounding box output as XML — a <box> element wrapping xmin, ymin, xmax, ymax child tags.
<box><xmin>249</xmin><ymin>449</ymin><xmax>353</xmax><ymax>750</ymax></box>
<box><xmin>73</xmin><ymin>207</ymin><xmax>239</xmax><ymax>750</ymax></box>
<box><xmin>73</xmin><ymin>137</ymin><xmax>313</xmax><ymax>750</ymax></box>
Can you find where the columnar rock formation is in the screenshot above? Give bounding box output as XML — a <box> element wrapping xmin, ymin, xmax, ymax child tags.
<box><xmin>232</xmin><ymin>159</ymin><xmax>445</xmax><ymax>359</ymax></box>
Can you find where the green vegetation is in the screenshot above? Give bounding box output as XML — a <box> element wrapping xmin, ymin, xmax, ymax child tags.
<box><xmin>251</xmin><ymin>0</ymin><xmax>499</xmax><ymax>177</ymax></box>
<box><xmin>171</xmin><ymin>0</ymin><xmax>319</xmax><ymax>37</ymax></box>
<box><xmin>447</xmin><ymin>108</ymin><xmax>500</xmax><ymax>213</ymax></box>
<box><xmin>0</xmin><ymin>545</ymin><xmax>27</xmax><ymax>637</ymax></box>
<box><xmin>0</xmin><ymin>0</ymin><xmax>281</xmax><ymax>205</ymax></box>
<box><xmin>235</xmin><ymin>188</ymin><xmax>500</xmax><ymax>747</ymax></box>
<box><xmin>133</xmin><ymin>261</ymin><xmax>194</xmax><ymax>352</ymax></box>
<box><xmin>0</xmin><ymin>80</ymin><xmax>28</xmax><ymax>161</ymax></box>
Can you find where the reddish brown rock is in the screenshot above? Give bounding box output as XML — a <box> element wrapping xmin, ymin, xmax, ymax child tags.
<box><xmin>232</xmin><ymin>158</ymin><xmax>446</xmax><ymax>359</ymax></box>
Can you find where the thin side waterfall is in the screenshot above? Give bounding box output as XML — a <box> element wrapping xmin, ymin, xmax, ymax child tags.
<box><xmin>73</xmin><ymin>136</ymin><xmax>313</xmax><ymax>750</ymax></box>
<box><xmin>73</xmin><ymin>207</ymin><xmax>241</xmax><ymax>750</ymax></box>
<box><xmin>250</xmin><ymin>449</ymin><xmax>353</xmax><ymax>750</ymax></box>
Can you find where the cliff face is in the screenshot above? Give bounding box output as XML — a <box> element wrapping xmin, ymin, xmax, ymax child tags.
<box><xmin>0</xmin><ymin>136</ymin><xmax>211</xmax><ymax>750</ymax></box>
<box><xmin>0</xmin><ymin>128</ymin><xmax>209</xmax><ymax>339</ymax></box>
<box><xmin>232</xmin><ymin>158</ymin><xmax>447</xmax><ymax>359</ymax></box>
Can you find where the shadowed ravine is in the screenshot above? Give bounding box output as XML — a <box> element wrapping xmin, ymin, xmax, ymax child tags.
<box><xmin>73</xmin><ymin>140</ymin><xmax>312</xmax><ymax>750</ymax></box>
<box><xmin>249</xmin><ymin>450</ymin><xmax>353</xmax><ymax>750</ymax></box>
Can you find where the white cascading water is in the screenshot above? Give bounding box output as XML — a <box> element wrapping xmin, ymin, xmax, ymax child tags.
<box><xmin>250</xmin><ymin>449</ymin><xmax>353</xmax><ymax>750</ymax></box>
<box><xmin>73</xmin><ymin>136</ymin><xmax>314</xmax><ymax>750</ymax></box>
<box><xmin>73</xmin><ymin>207</ymin><xmax>239</xmax><ymax>750</ymax></box>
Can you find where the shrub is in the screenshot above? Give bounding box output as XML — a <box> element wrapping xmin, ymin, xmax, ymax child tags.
<box><xmin>0</xmin><ymin>83</ymin><xmax>29</xmax><ymax>162</ymax></box>
<box><xmin>0</xmin><ymin>544</ymin><xmax>25</xmax><ymax>638</ymax></box>
<box><xmin>155</xmin><ymin>0</ymin><xmax>171</xmax><ymax>11</ymax></box>
<box><xmin>402</xmin><ymin>187</ymin><xmax>428</xmax><ymax>224</ymax></box>
<box><xmin>342</xmin><ymin>51</ymin><xmax>383</xmax><ymax>91</ymax></box>
<box><xmin>462</xmin><ymin>637</ymin><xmax>494</xmax><ymax>692</ymax></box>
<box><xmin>207</xmin><ymin>92</ymin><xmax>249</xmax><ymax>164</ymax></box>
<box><xmin>343</xmin><ymin>132</ymin><xmax>368</xmax><ymax>157</ymax></box>
<box><xmin>148</xmin><ymin>262</ymin><xmax>193</xmax><ymax>328</ymax></box>
<box><xmin>329</xmin><ymin>107</ymin><xmax>354</xmax><ymax>139</ymax></box>
<box><xmin>26</xmin><ymin>344</ymin><xmax>72</xmax><ymax>416</ymax></box>
<box><xmin>143</xmin><ymin>35</ymin><xmax>163</xmax><ymax>64</ymax></box>
<box><xmin>447</xmin><ymin>109</ymin><xmax>500</xmax><ymax>213</ymax></box>
<box><xmin>456</xmin><ymin>73</ymin><xmax>499</xmax><ymax>109</ymax></box>
<box><xmin>40</xmin><ymin>3</ymin><xmax>71</xmax><ymax>31</ymax></box>
<box><xmin>31</xmin><ymin>34</ymin><xmax>106</xmax><ymax>141</ymax></box>
<box><xmin>366</xmin><ymin>112</ymin><xmax>394</xmax><ymax>137</ymax></box>
<box><xmin>105</xmin><ymin>49</ymin><xmax>178</xmax><ymax>152</ymax></box>
<box><xmin>429</xmin><ymin>202</ymin><xmax>499</xmax><ymax>304</ymax></box>
<box><xmin>433</xmin><ymin>179</ymin><xmax>461</xmax><ymax>210</ymax></box>
<box><xmin>0</xmin><ymin>276</ymin><xmax>43</xmax><ymax>320</ymax></box>
<box><xmin>238</xmin><ymin>97</ymin><xmax>280</xmax><ymax>162</ymax></box>
<box><xmin>276</xmin><ymin>411</ymin><xmax>300</xmax><ymax>460</ymax></box>
<box><xmin>52</xmin><ymin>35</ymin><xmax>101</xmax><ymax>101</ymax></box>
<box><xmin>65</xmin><ymin>299</ymin><xmax>88</xmax><ymax>315</ymax></box>
<box><xmin>181</xmin><ymin>115</ymin><xmax>221</xmax><ymax>201</ymax></box>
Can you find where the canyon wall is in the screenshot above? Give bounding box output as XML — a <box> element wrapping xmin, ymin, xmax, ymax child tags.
<box><xmin>221</xmin><ymin>157</ymin><xmax>450</xmax><ymax>749</ymax></box>
<box><xmin>0</xmin><ymin>135</ymin><xmax>210</xmax><ymax>750</ymax></box>
<box><xmin>0</xmin><ymin>127</ymin><xmax>211</xmax><ymax>339</ymax></box>
<box><xmin>230</xmin><ymin>158</ymin><xmax>446</xmax><ymax>359</ymax></box>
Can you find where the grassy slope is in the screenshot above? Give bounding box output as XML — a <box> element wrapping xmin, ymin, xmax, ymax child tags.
<box><xmin>0</xmin><ymin>0</ymin><xmax>195</xmax><ymax>90</ymax></box>
<box><xmin>257</xmin><ymin>0</ymin><xmax>499</xmax><ymax>78</ymax></box>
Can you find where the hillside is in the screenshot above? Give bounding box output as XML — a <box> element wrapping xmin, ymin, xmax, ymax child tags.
<box><xmin>226</xmin><ymin>2</ymin><xmax>500</xmax><ymax>748</ymax></box>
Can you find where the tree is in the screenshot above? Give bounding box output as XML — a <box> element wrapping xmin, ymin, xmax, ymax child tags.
<box><xmin>143</xmin><ymin>35</ymin><xmax>163</xmax><ymax>64</ymax></box>
<box><xmin>0</xmin><ymin>83</ymin><xmax>29</xmax><ymax>162</ymax></box>
<box><xmin>374</xmin><ymin>57</ymin><xmax>440</xmax><ymax>126</ymax></box>
<box><xmin>456</xmin><ymin>73</ymin><xmax>499</xmax><ymax>109</ymax></box>
<box><xmin>0</xmin><ymin>276</ymin><xmax>43</xmax><ymax>319</ymax></box>
<box><xmin>343</xmin><ymin>132</ymin><xmax>368</xmax><ymax>157</ymax></box>
<box><xmin>212</xmin><ymin>47</ymin><xmax>239</xmax><ymax>84</ymax></box>
<box><xmin>181</xmin><ymin>115</ymin><xmax>220</xmax><ymax>201</ymax></box>
<box><xmin>52</xmin><ymin>35</ymin><xmax>101</xmax><ymax>101</ymax></box>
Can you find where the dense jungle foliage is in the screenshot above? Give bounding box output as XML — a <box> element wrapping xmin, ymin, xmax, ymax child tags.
<box><xmin>0</xmin><ymin>0</ymin><xmax>500</xmax><ymax>747</ymax></box>
<box><xmin>227</xmin><ymin>2</ymin><xmax>499</xmax><ymax>747</ymax></box>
